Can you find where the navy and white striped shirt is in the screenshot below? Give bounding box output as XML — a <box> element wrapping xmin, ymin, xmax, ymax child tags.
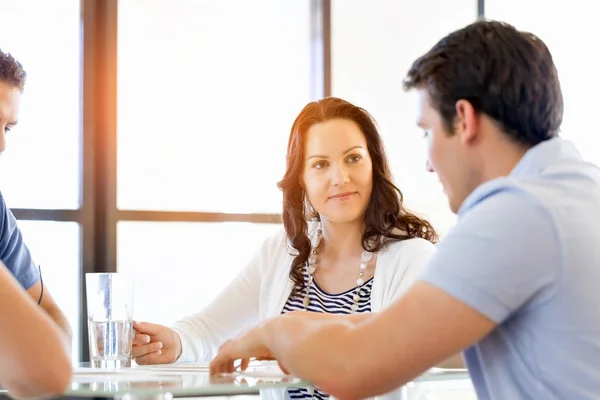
<box><xmin>282</xmin><ymin>270</ymin><xmax>374</xmax><ymax>399</ymax></box>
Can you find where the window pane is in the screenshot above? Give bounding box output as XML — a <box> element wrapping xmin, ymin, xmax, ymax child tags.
<box><xmin>331</xmin><ymin>0</ymin><xmax>476</xmax><ymax>235</ymax></box>
<box><xmin>117</xmin><ymin>0</ymin><xmax>313</xmax><ymax>213</ymax></box>
<box><xmin>17</xmin><ymin>221</ymin><xmax>81</xmax><ymax>363</ymax></box>
<box><xmin>0</xmin><ymin>1</ymin><xmax>80</xmax><ymax>209</ymax></box>
<box><xmin>117</xmin><ymin>222</ymin><xmax>281</xmax><ymax>325</ymax></box>
<box><xmin>486</xmin><ymin>1</ymin><xmax>600</xmax><ymax>167</ymax></box>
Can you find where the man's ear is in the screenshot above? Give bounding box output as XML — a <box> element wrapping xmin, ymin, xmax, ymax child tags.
<box><xmin>455</xmin><ymin>99</ymin><xmax>479</xmax><ymax>145</ymax></box>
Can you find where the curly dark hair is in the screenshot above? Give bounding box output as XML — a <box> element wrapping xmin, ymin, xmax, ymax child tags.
<box><xmin>277</xmin><ymin>97</ymin><xmax>438</xmax><ymax>292</ymax></box>
<box><xmin>403</xmin><ymin>20</ymin><xmax>563</xmax><ymax>147</ymax></box>
<box><xmin>0</xmin><ymin>49</ymin><xmax>27</xmax><ymax>91</ymax></box>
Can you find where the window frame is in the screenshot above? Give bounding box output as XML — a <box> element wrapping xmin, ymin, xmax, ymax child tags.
<box><xmin>11</xmin><ymin>0</ymin><xmax>331</xmax><ymax>362</ymax></box>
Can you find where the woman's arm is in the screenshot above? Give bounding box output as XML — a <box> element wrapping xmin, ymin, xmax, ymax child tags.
<box><xmin>141</xmin><ymin>232</ymin><xmax>284</xmax><ymax>363</ymax></box>
<box><xmin>134</xmin><ymin>232</ymin><xmax>291</xmax><ymax>364</ymax></box>
<box><xmin>0</xmin><ymin>261</ymin><xmax>72</xmax><ymax>398</ymax></box>
<box><xmin>170</xmin><ymin>249</ymin><xmax>267</xmax><ymax>361</ymax></box>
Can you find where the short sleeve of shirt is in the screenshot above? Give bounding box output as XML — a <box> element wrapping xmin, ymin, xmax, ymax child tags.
<box><xmin>420</xmin><ymin>186</ymin><xmax>561</xmax><ymax>324</ymax></box>
<box><xmin>0</xmin><ymin>192</ymin><xmax>39</xmax><ymax>289</ymax></box>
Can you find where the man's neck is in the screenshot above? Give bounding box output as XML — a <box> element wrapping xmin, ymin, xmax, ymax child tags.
<box><xmin>476</xmin><ymin>131</ymin><xmax>531</xmax><ymax>185</ymax></box>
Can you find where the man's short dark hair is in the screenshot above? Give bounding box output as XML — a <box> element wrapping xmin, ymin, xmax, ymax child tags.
<box><xmin>404</xmin><ymin>19</ymin><xmax>563</xmax><ymax>147</ymax></box>
<box><xmin>0</xmin><ymin>49</ymin><xmax>26</xmax><ymax>92</ymax></box>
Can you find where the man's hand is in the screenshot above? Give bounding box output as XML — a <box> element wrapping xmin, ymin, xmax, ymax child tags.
<box><xmin>210</xmin><ymin>317</ymin><xmax>290</xmax><ymax>375</ymax></box>
<box><xmin>209</xmin><ymin>321</ymin><xmax>283</xmax><ymax>375</ymax></box>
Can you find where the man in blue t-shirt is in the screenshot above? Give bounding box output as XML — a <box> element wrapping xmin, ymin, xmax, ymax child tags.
<box><xmin>0</xmin><ymin>50</ymin><xmax>71</xmax><ymax>340</ymax></box>
<box><xmin>209</xmin><ymin>21</ymin><xmax>600</xmax><ymax>400</ymax></box>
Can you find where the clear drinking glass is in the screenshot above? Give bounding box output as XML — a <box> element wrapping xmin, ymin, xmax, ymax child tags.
<box><xmin>86</xmin><ymin>273</ymin><xmax>134</xmax><ymax>368</ymax></box>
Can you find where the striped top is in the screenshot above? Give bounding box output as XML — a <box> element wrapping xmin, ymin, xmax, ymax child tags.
<box><xmin>282</xmin><ymin>270</ymin><xmax>374</xmax><ymax>399</ymax></box>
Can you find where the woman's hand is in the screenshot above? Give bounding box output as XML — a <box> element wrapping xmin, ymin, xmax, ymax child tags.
<box><xmin>132</xmin><ymin>321</ymin><xmax>182</xmax><ymax>364</ymax></box>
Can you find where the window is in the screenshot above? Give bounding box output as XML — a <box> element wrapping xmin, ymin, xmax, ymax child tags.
<box><xmin>331</xmin><ymin>0</ymin><xmax>477</xmax><ymax>235</ymax></box>
<box><xmin>18</xmin><ymin>221</ymin><xmax>81</xmax><ymax>363</ymax></box>
<box><xmin>117</xmin><ymin>221</ymin><xmax>281</xmax><ymax>325</ymax></box>
<box><xmin>486</xmin><ymin>0</ymin><xmax>600</xmax><ymax>167</ymax></box>
<box><xmin>0</xmin><ymin>1</ymin><xmax>81</xmax><ymax>209</ymax></box>
<box><xmin>117</xmin><ymin>0</ymin><xmax>313</xmax><ymax>214</ymax></box>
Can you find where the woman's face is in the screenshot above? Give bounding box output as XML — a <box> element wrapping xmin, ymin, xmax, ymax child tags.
<box><xmin>302</xmin><ymin>118</ymin><xmax>373</xmax><ymax>224</ymax></box>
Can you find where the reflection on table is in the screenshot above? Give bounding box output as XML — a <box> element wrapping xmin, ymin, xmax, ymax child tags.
<box><xmin>53</xmin><ymin>362</ymin><xmax>474</xmax><ymax>399</ymax></box>
<box><xmin>69</xmin><ymin>361</ymin><xmax>306</xmax><ymax>398</ymax></box>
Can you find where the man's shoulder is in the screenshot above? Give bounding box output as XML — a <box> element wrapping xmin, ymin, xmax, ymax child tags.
<box><xmin>450</xmin><ymin>182</ymin><xmax>560</xmax><ymax>259</ymax></box>
<box><xmin>459</xmin><ymin>172</ymin><xmax>600</xmax><ymax>247</ymax></box>
<box><xmin>459</xmin><ymin>178</ymin><xmax>541</xmax><ymax>215</ymax></box>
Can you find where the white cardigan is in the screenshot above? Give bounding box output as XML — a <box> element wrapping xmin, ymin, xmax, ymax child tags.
<box><xmin>172</xmin><ymin>224</ymin><xmax>436</xmax><ymax>398</ymax></box>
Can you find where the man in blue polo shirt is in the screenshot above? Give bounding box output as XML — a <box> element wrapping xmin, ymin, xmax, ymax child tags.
<box><xmin>209</xmin><ymin>20</ymin><xmax>600</xmax><ymax>400</ymax></box>
<box><xmin>0</xmin><ymin>49</ymin><xmax>71</xmax><ymax>339</ymax></box>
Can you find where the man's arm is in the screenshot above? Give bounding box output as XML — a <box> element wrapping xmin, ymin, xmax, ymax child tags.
<box><xmin>438</xmin><ymin>353</ymin><xmax>465</xmax><ymax>368</ymax></box>
<box><xmin>0</xmin><ymin>262</ymin><xmax>72</xmax><ymax>398</ymax></box>
<box><xmin>211</xmin><ymin>188</ymin><xmax>559</xmax><ymax>398</ymax></box>
<box><xmin>285</xmin><ymin>309</ymin><xmax>465</xmax><ymax>368</ymax></box>
<box><xmin>270</xmin><ymin>189</ymin><xmax>559</xmax><ymax>398</ymax></box>
<box><xmin>27</xmin><ymin>281</ymin><xmax>72</xmax><ymax>340</ymax></box>
<box><xmin>266</xmin><ymin>282</ymin><xmax>494</xmax><ymax>399</ymax></box>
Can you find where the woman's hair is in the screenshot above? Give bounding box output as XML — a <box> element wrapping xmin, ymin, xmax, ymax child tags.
<box><xmin>277</xmin><ymin>97</ymin><xmax>438</xmax><ymax>292</ymax></box>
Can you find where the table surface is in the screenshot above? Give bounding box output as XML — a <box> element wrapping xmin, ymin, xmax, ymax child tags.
<box><xmin>64</xmin><ymin>362</ymin><xmax>470</xmax><ymax>398</ymax></box>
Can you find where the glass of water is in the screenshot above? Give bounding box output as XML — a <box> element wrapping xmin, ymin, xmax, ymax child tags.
<box><xmin>86</xmin><ymin>273</ymin><xmax>134</xmax><ymax>369</ymax></box>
